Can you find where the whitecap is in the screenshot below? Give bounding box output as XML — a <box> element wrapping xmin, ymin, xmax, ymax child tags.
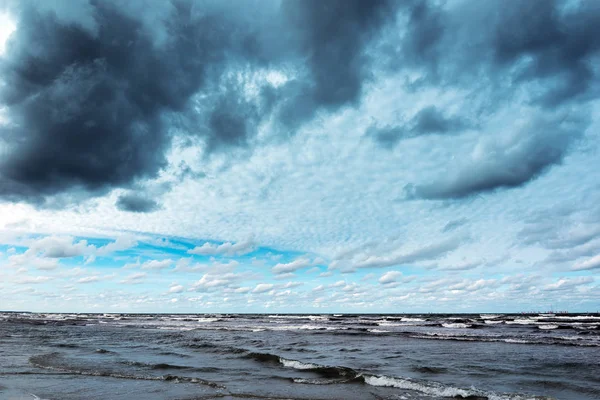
<box><xmin>442</xmin><ymin>323</ymin><xmax>471</xmax><ymax>329</ymax></box>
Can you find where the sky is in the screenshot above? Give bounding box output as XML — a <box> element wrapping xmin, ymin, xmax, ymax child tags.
<box><xmin>0</xmin><ymin>0</ymin><xmax>599</xmax><ymax>313</ymax></box>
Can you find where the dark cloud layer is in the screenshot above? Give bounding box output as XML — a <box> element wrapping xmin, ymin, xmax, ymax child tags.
<box><xmin>116</xmin><ymin>193</ymin><xmax>160</xmax><ymax>213</ymax></box>
<box><xmin>491</xmin><ymin>0</ymin><xmax>600</xmax><ymax>106</ymax></box>
<box><xmin>368</xmin><ymin>106</ymin><xmax>470</xmax><ymax>147</ymax></box>
<box><xmin>0</xmin><ymin>0</ymin><xmax>598</xmax><ymax>206</ymax></box>
<box><xmin>405</xmin><ymin>113</ymin><xmax>587</xmax><ymax>200</ymax></box>
<box><xmin>0</xmin><ymin>0</ymin><xmax>396</xmax><ymax>205</ymax></box>
<box><xmin>274</xmin><ymin>0</ymin><xmax>394</xmax><ymax>130</ymax></box>
<box><xmin>0</xmin><ymin>0</ymin><xmax>255</xmax><ymax>203</ymax></box>
<box><xmin>394</xmin><ymin>0</ymin><xmax>600</xmax><ymax>199</ymax></box>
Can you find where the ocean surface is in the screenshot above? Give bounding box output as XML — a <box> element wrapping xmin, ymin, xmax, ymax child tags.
<box><xmin>0</xmin><ymin>313</ymin><xmax>599</xmax><ymax>400</ymax></box>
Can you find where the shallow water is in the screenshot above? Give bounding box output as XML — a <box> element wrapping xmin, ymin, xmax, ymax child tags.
<box><xmin>1</xmin><ymin>312</ymin><xmax>599</xmax><ymax>399</ymax></box>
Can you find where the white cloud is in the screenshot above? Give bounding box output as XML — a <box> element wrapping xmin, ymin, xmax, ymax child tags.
<box><xmin>120</xmin><ymin>272</ymin><xmax>147</xmax><ymax>284</ymax></box>
<box><xmin>572</xmin><ymin>255</ymin><xmax>600</xmax><ymax>271</ymax></box>
<box><xmin>271</xmin><ymin>257</ymin><xmax>312</xmax><ymax>274</ymax></box>
<box><xmin>27</xmin><ymin>236</ymin><xmax>94</xmax><ymax>258</ymax></box>
<box><xmin>96</xmin><ymin>235</ymin><xmax>137</xmax><ymax>256</ymax></box>
<box><xmin>77</xmin><ymin>276</ymin><xmax>101</xmax><ymax>284</ymax></box>
<box><xmin>0</xmin><ymin>11</ymin><xmax>16</xmax><ymax>56</ymax></box>
<box><xmin>168</xmin><ymin>284</ymin><xmax>185</xmax><ymax>293</ymax></box>
<box><xmin>544</xmin><ymin>277</ymin><xmax>594</xmax><ymax>291</ymax></box>
<box><xmin>191</xmin><ymin>272</ymin><xmax>245</xmax><ymax>290</ymax></box>
<box><xmin>253</xmin><ymin>283</ymin><xmax>274</xmax><ymax>294</ymax></box>
<box><xmin>8</xmin><ymin>253</ymin><xmax>59</xmax><ymax>271</ymax></box>
<box><xmin>379</xmin><ymin>271</ymin><xmax>402</xmax><ymax>285</ymax></box>
<box><xmin>15</xmin><ymin>276</ymin><xmax>53</xmax><ymax>284</ymax></box>
<box><xmin>140</xmin><ymin>259</ymin><xmax>173</xmax><ymax>270</ymax></box>
<box><xmin>332</xmin><ymin>236</ymin><xmax>464</xmax><ymax>271</ymax></box>
<box><xmin>188</xmin><ymin>237</ymin><xmax>254</xmax><ymax>257</ymax></box>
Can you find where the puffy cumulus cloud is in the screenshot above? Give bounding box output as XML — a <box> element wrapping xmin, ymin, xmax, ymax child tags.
<box><xmin>331</xmin><ymin>236</ymin><xmax>464</xmax><ymax>271</ymax></box>
<box><xmin>26</xmin><ymin>236</ymin><xmax>94</xmax><ymax>258</ymax></box>
<box><xmin>190</xmin><ymin>265</ymin><xmax>252</xmax><ymax>292</ymax></box>
<box><xmin>3</xmin><ymin>235</ymin><xmax>138</xmax><ymax>271</ymax></box>
<box><xmin>188</xmin><ymin>238</ymin><xmax>254</xmax><ymax>257</ymax></box>
<box><xmin>76</xmin><ymin>275</ymin><xmax>101</xmax><ymax>284</ymax></box>
<box><xmin>167</xmin><ymin>284</ymin><xmax>185</xmax><ymax>294</ymax></box>
<box><xmin>271</xmin><ymin>257</ymin><xmax>312</xmax><ymax>275</ymax></box>
<box><xmin>572</xmin><ymin>255</ymin><xmax>600</xmax><ymax>271</ymax></box>
<box><xmin>120</xmin><ymin>272</ymin><xmax>147</xmax><ymax>284</ymax></box>
<box><xmin>8</xmin><ymin>253</ymin><xmax>59</xmax><ymax>270</ymax></box>
<box><xmin>15</xmin><ymin>275</ymin><xmax>53</xmax><ymax>284</ymax></box>
<box><xmin>448</xmin><ymin>279</ymin><xmax>499</xmax><ymax>292</ymax></box>
<box><xmin>543</xmin><ymin>277</ymin><xmax>594</xmax><ymax>291</ymax></box>
<box><xmin>252</xmin><ymin>283</ymin><xmax>274</xmax><ymax>294</ymax></box>
<box><xmin>95</xmin><ymin>235</ymin><xmax>137</xmax><ymax>256</ymax></box>
<box><xmin>140</xmin><ymin>259</ymin><xmax>173</xmax><ymax>271</ymax></box>
<box><xmin>379</xmin><ymin>271</ymin><xmax>402</xmax><ymax>285</ymax></box>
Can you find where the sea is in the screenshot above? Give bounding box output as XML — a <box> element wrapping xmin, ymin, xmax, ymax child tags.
<box><xmin>0</xmin><ymin>312</ymin><xmax>599</xmax><ymax>400</ymax></box>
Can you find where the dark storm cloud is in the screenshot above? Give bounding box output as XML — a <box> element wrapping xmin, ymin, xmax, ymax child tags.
<box><xmin>0</xmin><ymin>0</ymin><xmax>261</xmax><ymax>204</ymax></box>
<box><xmin>412</xmin><ymin>106</ymin><xmax>468</xmax><ymax>135</ymax></box>
<box><xmin>368</xmin><ymin>106</ymin><xmax>470</xmax><ymax>147</ymax></box>
<box><xmin>274</xmin><ymin>0</ymin><xmax>395</xmax><ymax>129</ymax></box>
<box><xmin>491</xmin><ymin>0</ymin><xmax>600</xmax><ymax>106</ymax></box>
<box><xmin>0</xmin><ymin>0</ymin><xmax>398</xmax><ymax>206</ymax></box>
<box><xmin>2</xmin><ymin>0</ymin><xmax>599</xmax><ymax>206</ymax></box>
<box><xmin>404</xmin><ymin>113</ymin><xmax>588</xmax><ymax>200</ymax></box>
<box><xmin>393</xmin><ymin>0</ymin><xmax>600</xmax><ymax>198</ymax></box>
<box><xmin>116</xmin><ymin>193</ymin><xmax>160</xmax><ymax>213</ymax></box>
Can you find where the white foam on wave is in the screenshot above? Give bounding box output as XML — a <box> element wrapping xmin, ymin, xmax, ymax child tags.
<box><xmin>556</xmin><ymin>335</ymin><xmax>583</xmax><ymax>341</ymax></box>
<box><xmin>485</xmin><ymin>320</ymin><xmax>504</xmax><ymax>324</ymax></box>
<box><xmin>363</xmin><ymin>374</ymin><xmax>549</xmax><ymax>400</ymax></box>
<box><xmin>480</xmin><ymin>314</ymin><xmax>503</xmax><ymax>320</ymax></box>
<box><xmin>267</xmin><ymin>315</ymin><xmax>325</xmax><ymax>320</ymax></box>
<box><xmin>401</xmin><ymin>317</ymin><xmax>425</xmax><ymax>322</ymax></box>
<box><xmin>363</xmin><ymin>375</ymin><xmax>480</xmax><ymax>398</ymax></box>
<box><xmin>538</xmin><ymin>325</ymin><xmax>558</xmax><ymax>330</ymax></box>
<box><xmin>573</xmin><ymin>324</ymin><xmax>598</xmax><ymax>329</ymax></box>
<box><xmin>280</xmin><ymin>358</ymin><xmax>319</xmax><ymax>370</ymax></box>
<box><xmin>442</xmin><ymin>323</ymin><xmax>471</xmax><ymax>329</ymax></box>
<box><xmin>197</xmin><ymin>317</ymin><xmax>219</xmax><ymax>323</ymax></box>
<box><xmin>506</xmin><ymin>319</ymin><xmax>537</xmax><ymax>325</ymax></box>
<box><xmin>503</xmin><ymin>339</ymin><xmax>532</xmax><ymax>344</ymax></box>
<box><xmin>368</xmin><ymin>329</ymin><xmax>390</xmax><ymax>333</ymax></box>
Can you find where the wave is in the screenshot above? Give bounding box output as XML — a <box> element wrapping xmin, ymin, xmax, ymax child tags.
<box><xmin>400</xmin><ymin>317</ymin><xmax>426</xmax><ymax>322</ymax></box>
<box><xmin>120</xmin><ymin>361</ymin><xmax>193</xmax><ymax>370</ymax></box>
<box><xmin>361</xmin><ymin>374</ymin><xmax>553</xmax><ymax>399</ymax></box>
<box><xmin>409</xmin><ymin>333</ymin><xmax>600</xmax><ymax>347</ymax></box>
<box><xmin>538</xmin><ymin>325</ymin><xmax>558</xmax><ymax>330</ymax></box>
<box><xmin>242</xmin><ymin>350</ymin><xmax>552</xmax><ymax>399</ymax></box>
<box><xmin>243</xmin><ymin>351</ymin><xmax>358</xmax><ymax>380</ymax></box>
<box><xmin>29</xmin><ymin>353</ymin><xmax>223</xmax><ymax>388</ymax></box>
<box><xmin>95</xmin><ymin>348</ymin><xmax>112</xmax><ymax>354</ymax></box>
<box><xmin>442</xmin><ymin>323</ymin><xmax>472</xmax><ymax>329</ymax></box>
<box><xmin>480</xmin><ymin>314</ymin><xmax>504</xmax><ymax>320</ymax></box>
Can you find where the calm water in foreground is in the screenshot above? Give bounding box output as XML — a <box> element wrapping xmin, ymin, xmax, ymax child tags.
<box><xmin>0</xmin><ymin>313</ymin><xmax>599</xmax><ymax>400</ymax></box>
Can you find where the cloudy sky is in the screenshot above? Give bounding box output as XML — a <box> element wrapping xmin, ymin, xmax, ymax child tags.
<box><xmin>0</xmin><ymin>0</ymin><xmax>599</xmax><ymax>313</ymax></box>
